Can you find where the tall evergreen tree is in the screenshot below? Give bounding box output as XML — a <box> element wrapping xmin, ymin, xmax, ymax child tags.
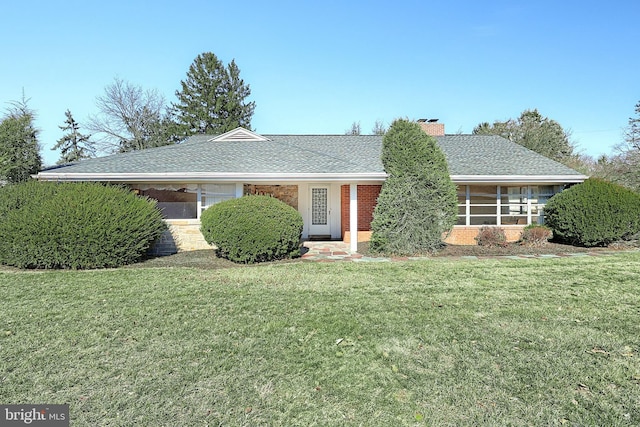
<box><xmin>53</xmin><ymin>110</ymin><xmax>95</xmax><ymax>164</ymax></box>
<box><xmin>0</xmin><ymin>97</ymin><xmax>42</xmax><ymax>183</ymax></box>
<box><xmin>370</xmin><ymin>119</ymin><xmax>458</xmax><ymax>255</ymax></box>
<box><xmin>172</xmin><ymin>52</ymin><xmax>255</xmax><ymax>136</ymax></box>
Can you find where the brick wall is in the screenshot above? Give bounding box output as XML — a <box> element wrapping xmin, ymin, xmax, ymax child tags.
<box><xmin>340</xmin><ymin>185</ymin><xmax>382</xmax><ymax>239</ymax></box>
<box><xmin>343</xmin><ymin>231</ymin><xmax>373</xmax><ymax>243</ymax></box>
<box><xmin>418</xmin><ymin>122</ymin><xmax>445</xmax><ymax>136</ymax></box>
<box><xmin>444</xmin><ymin>226</ymin><xmax>525</xmax><ymax>245</ymax></box>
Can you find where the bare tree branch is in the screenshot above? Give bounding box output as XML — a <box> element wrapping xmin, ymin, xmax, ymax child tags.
<box><xmin>88</xmin><ymin>77</ymin><xmax>172</xmax><ymax>153</ymax></box>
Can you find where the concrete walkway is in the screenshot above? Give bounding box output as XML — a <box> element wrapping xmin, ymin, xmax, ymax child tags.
<box><xmin>301</xmin><ymin>241</ymin><xmax>436</xmax><ymax>262</ymax></box>
<box><xmin>301</xmin><ymin>241</ymin><xmax>637</xmax><ymax>262</ymax></box>
<box><xmin>301</xmin><ymin>241</ymin><xmax>389</xmax><ymax>262</ymax></box>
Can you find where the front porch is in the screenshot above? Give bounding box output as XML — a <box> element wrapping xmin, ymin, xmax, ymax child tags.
<box><xmin>145</xmin><ymin>182</ymin><xmax>551</xmax><ymax>255</ymax></box>
<box><xmin>139</xmin><ymin>181</ymin><xmax>382</xmax><ymax>254</ymax></box>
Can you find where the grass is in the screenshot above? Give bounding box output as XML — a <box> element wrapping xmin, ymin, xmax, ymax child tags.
<box><xmin>1</xmin><ymin>253</ymin><xmax>639</xmax><ymax>426</ymax></box>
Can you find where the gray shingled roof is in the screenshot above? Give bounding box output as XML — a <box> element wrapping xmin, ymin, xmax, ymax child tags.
<box><xmin>39</xmin><ymin>133</ymin><xmax>584</xmax><ymax>178</ymax></box>
<box><xmin>436</xmin><ymin>135</ymin><xmax>582</xmax><ymax>176</ymax></box>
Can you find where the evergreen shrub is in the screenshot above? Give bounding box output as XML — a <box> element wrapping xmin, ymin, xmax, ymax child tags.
<box><xmin>519</xmin><ymin>224</ymin><xmax>553</xmax><ymax>246</ymax></box>
<box><xmin>475</xmin><ymin>226</ymin><xmax>508</xmax><ymax>247</ymax></box>
<box><xmin>370</xmin><ymin>119</ymin><xmax>458</xmax><ymax>255</ymax></box>
<box><xmin>544</xmin><ymin>178</ymin><xmax>640</xmax><ymax>247</ymax></box>
<box><xmin>200</xmin><ymin>195</ymin><xmax>303</xmax><ymax>263</ymax></box>
<box><xmin>0</xmin><ymin>181</ymin><xmax>166</xmax><ymax>269</ymax></box>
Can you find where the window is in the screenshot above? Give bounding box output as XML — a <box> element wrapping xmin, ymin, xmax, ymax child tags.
<box><xmin>201</xmin><ymin>184</ymin><xmax>236</xmax><ymax>214</ymax></box>
<box><xmin>134</xmin><ymin>184</ymin><xmax>239</xmax><ymax>219</ymax></box>
<box><xmin>457</xmin><ymin>185</ymin><xmax>561</xmax><ymax>226</ymax></box>
<box><xmin>530</xmin><ymin>185</ymin><xmax>556</xmax><ymax>224</ymax></box>
<box><xmin>469</xmin><ymin>185</ymin><xmax>497</xmax><ymax>225</ymax></box>
<box><xmin>137</xmin><ymin>188</ymin><xmax>197</xmax><ymax>219</ymax></box>
<box><xmin>500</xmin><ymin>186</ymin><xmax>528</xmax><ymax>225</ymax></box>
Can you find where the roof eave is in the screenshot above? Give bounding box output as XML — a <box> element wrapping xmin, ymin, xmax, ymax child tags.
<box><xmin>451</xmin><ymin>174</ymin><xmax>588</xmax><ymax>184</ymax></box>
<box><xmin>35</xmin><ymin>172</ymin><xmax>388</xmax><ymax>183</ymax></box>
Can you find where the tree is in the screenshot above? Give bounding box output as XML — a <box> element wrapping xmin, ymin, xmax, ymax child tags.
<box><xmin>370</xmin><ymin>119</ymin><xmax>458</xmax><ymax>255</ymax></box>
<box><xmin>587</xmin><ymin>102</ymin><xmax>640</xmax><ymax>192</ymax></box>
<box><xmin>372</xmin><ymin>120</ymin><xmax>387</xmax><ymax>135</ymax></box>
<box><xmin>345</xmin><ymin>121</ymin><xmax>361</xmax><ymax>135</ymax></box>
<box><xmin>172</xmin><ymin>52</ymin><xmax>255</xmax><ymax>136</ymax></box>
<box><xmin>0</xmin><ymin>97</ymin><xmax>42</xmax><ymax>183</ymax></box>
<box><xmin>623</xmin><ymin>101</ymin><xmax>640</xmax><ymax>151</ymax></box>
<box><xmin>473</xmin><ymin>109</ymin><xmax>575</xmax><ymax>163</ymax></box>
<box><xmin>88</xmin><ymin>77</ymin><xmax>175</xmax><ymax>153</ymax></box>
<box><xmin>53</xmin><ymin>110</ymin><xmax>95</xmax><ymax>164</ymax></box>
<box><xmin>610</xmin><ymin>101</ymin><xmax>640</xmax><ymax>190</ymax></box>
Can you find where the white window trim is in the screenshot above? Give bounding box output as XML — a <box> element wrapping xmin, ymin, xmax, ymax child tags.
<box><xmin>457</xmin><ymin>184</ymin><xmax>562</xmax><ymax>227</ymax></box>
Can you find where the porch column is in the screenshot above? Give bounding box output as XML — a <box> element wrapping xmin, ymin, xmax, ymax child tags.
<box><xmin>349</xmin><ymin>184</ymin><xmax>358</xmax><ymax>252</ymax></box>
<box><xmin>196</xmin><ymin>185</ymin><xmax>202</xmax><ymax>219</ymax></box>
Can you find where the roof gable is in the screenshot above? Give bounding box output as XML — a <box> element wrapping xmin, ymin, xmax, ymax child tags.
<box><xmin>208</xmin><ymin>127</ymin><xmax>269</xmax><ymax>142</ymax></box>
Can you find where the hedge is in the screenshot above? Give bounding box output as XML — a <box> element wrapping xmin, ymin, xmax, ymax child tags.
<box><xmin>200</xmin><ymin>195</ymin><xmax>303</xmax><ymax>263</ymax></box>
<box><xmin>0</xmin><ymin>181</ymin><xmax>166</xmax><ymax>269</ymax></box>
<box><xmin>544</xmin><ymin>178</ymin><xmax>640</xmax><ymax>247</ymax></box>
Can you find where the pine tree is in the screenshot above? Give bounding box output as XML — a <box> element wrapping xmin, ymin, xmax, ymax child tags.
<box><xmin>0</xmin><ymin>97</ymin><xmax>42</xmax><ymax>183</ymax></box>
<box><xmin>172</xmin><ymin>52</ymin><xmax>255</xmax><ymax>136</ymax></box>
<box><xmin>370</xmin><ymin>119</ymin><xmax>458</xmax><ymax>255</ymax></box>
<box><xmin>53</xmin><ymin>110</ymin><xmax>94</xmax><ymax>164</ymax></box>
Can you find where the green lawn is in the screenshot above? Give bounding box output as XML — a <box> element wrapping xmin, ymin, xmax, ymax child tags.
<box><xmin>1</xmin><ymin>253</ymin><xmax>639</xmax><ymax>426</ymax></box>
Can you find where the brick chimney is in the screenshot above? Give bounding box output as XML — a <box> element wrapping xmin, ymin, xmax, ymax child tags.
<box><xmin>417</xmin><ymin>118</ymin><xmax>445</xmax><ymax>136</ymax></box>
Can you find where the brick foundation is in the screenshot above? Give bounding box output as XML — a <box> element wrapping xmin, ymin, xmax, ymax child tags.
<box><xmin>444</xmin><ymin>226</ymin><xmax>524</xmax><ymax>245</ymax></box>
<box><xmin>343</xmin><ymin>231</ymin><xmax>373</xmax><ymax>244</ymax></box>
<box><xmin>344</xmin><ymin>226</ymin><xmax>525</xmax><ymax>246</ymax></box>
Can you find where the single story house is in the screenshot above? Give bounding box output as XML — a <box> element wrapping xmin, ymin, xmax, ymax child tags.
<box><xmin>36</xmin><ymin>121</ymin><xmax>587</xmax><ymax>254</ymax></box>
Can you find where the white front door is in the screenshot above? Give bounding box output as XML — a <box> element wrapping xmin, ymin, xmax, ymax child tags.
<box><xmin>309</xmin><ymin>186</ymin><xmax>331</xmax><ymax>236</ymax></box>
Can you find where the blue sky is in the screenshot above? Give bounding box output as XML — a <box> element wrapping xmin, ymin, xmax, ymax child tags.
<box><xmin>2</xmin><ymin>0</ymin><xmax>639</xmax><ymax>166</ymax></box>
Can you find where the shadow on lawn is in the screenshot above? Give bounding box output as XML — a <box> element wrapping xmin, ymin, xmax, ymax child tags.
<box><xmin>356</xmin><ymin>240</ymin><xmax>632</xmax><ymax>258</ymax></box>
<box><xmin>131</xmin><ymin>240</ymin><xmax>639</xmax><ymax>270</ymax></box>
<box><xmin>130</xmin><ymin>250</ymin><xmax>239</xmax><ymax>270</ymax></box>
<box><xmin>131</xmin><ymin>249</ymin><xmax>305</xmax><ymax>270</ymax></box>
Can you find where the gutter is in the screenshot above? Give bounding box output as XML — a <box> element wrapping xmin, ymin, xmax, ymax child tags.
<box><xmin>35</xmin><ymin>172</ymin><xmax>588</xmax><ymax>184</ymax></box>
<box><xmin>34</xmin><ymin>172</ymin><xmax>389</xmax><ymax>183</ymax></box>
<box><xmin>450</xmin><ymin>175</ymin><xmax>588</xmax><ymax>184</ymax></box>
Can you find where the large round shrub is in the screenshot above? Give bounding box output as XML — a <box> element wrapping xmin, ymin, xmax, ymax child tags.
<box><xmin>544</xmin><ymin>178</ymin><xmax>640</xmax><ymax>247</ymax></box>
<box><xmin>200</xmin><ymin>195</ymin><xmax>303</xmax><ymax>263</ymax></box>
<box><xmin>0</xmin><ymin>181</ymin><xmax>166</xmax><ymax>269</ymax></box>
